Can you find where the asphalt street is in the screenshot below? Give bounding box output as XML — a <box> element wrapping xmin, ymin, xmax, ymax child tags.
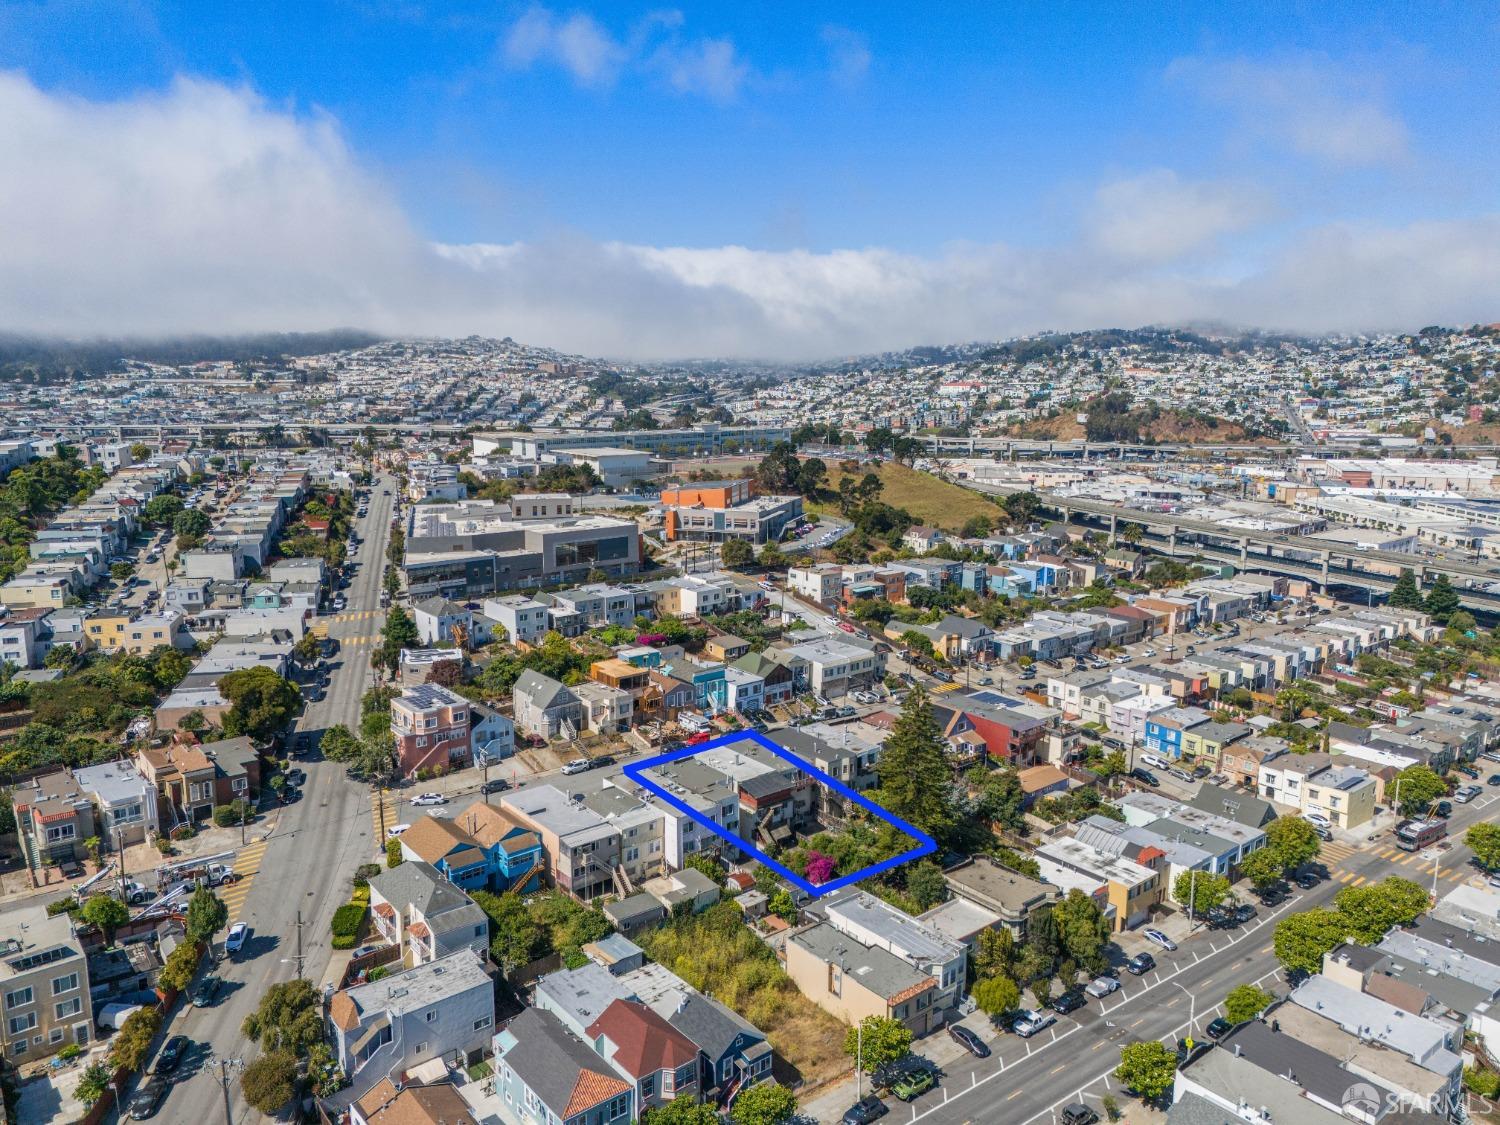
<box><xmin>886</xmin><ymin>787</ymin><xmax>1500</xmax><ymax>1125</ymax></box>
<box><xmin>151</xmin><ymin>475</ymin><xmax>395</xmax><ymax>1125</ymax></box>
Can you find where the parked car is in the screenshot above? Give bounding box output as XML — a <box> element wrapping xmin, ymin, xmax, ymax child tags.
<box><xmin>948</xmin><ymin>1024</ymin><xmax>990</xmax><ymax>1057</ymax></box>
<box><xmin>561</xmin><ymin>759</ymin><xmax>592</xmax><ymax>775</ymax></box>
<box><xmin>1206</xmin><ymin>1017</ymin><xmax>1234</xmax><ymax>1040</ymax></box>
<box><xmin>1168</xmin><ymin>768</ymin><xmax>1194</xmax><ymax>784</ymax></box>
<box><xmin>1129</xmin><ymin>768</ymin><xmax>1160</xmax><ymax>787</ymax></box>
<box><xmin>153</xmin><ymin>1035</ymin><xmax>189</xmax><ymax>1075</ymax></box>
<box><xmin>1143</xmin><ymin>929</ymin><xmax>1177</xmax><ymax>952</ymax></box>
<box><xmin>191</xmin><ymin>975</ymin><xmax>221</xmax><ymax>1008</ymax></box>
<box><xmin>482</xmin><ymin>778</ymin><xmax>510</xmax><ymax>794</ymax></box>
<box><xmin>1455</xmin><ymin>785</ymin><xmax>1482</xmax><ymax>803</ymax></box>
<box><xmin>1084</xmin><ymin>975</ymin><xmax>1120</xmax><ymax>998</ymax></box>
<box><xmin>1126</xmin><ymin>952</ymin><xmax>1156</xmax><ymax>976</ymax></box>
<box><xmin>1295</xmin><ymin>871</ymin><xmax>1319</xmax><ymax>889</ymax></box>
<box><xmin>890</xmin><ymin>1064</ymin><xmax>936</xmax><ymax>1101</ymax></box>
<box><xmin>225</xmin><ymin>923</ymin><xmax>250</xmax><ymax>956</ymax></box>
<box><xmin>411</xmin><ymin>792</ymin><xmax>448</xmax><ymax>806</ymax></box>
<box><xmin>1060</xmin><ymin>1106</ymin><xmax>1099</xmax><ymax>1125</ymax></box>
<box><xmin>1456</xmin><ymin>765</ymin><xmax>1481</xmax><ymax>780</ymax></box>
<box><xmin>1488</xmin><ymin>774</ymin><xmax>1500</xmax><ymax>787</ymax></box>
<box><xmin>1434</xmin><ymin>800</ymin><xmax>1453</xmax><ymax>819</ymax></box>
<box><xmin>127</xmin><ymin>1078</ymin><xmax>168</xmax><ymax>1120</ymax></box>
<box><xmin>842</xmin><ymin>1095</ymin><xmax>889</xmax><ymax>1125</ymax></box>
<box><xmin>1050</xmin><ymin>991</ymin><xmax>1086</xmax><ymax>1015</ymax></box>
<box><xmin>1013</xmin><ymin>1009</ymin><xmax>1057</xmax><ymax>1038</ymax></box>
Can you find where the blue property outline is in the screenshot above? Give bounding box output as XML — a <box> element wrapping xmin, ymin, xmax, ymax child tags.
<box><xmin>622</xmin><ymin>728</ymin><xmax>937</xmax><ymax>899</ymax></box>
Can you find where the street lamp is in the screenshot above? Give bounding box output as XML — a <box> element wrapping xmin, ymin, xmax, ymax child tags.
<box><xmin>1172</xmin><ymin>980</ymin><xmax>1197</xmax><ymax>1035</ymax></box>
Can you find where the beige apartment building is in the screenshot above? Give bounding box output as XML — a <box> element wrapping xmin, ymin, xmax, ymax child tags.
<box><xmin>1</xmin><ymin>905</ymin><xmax>92</xmax><ymax>1064</ymax></box>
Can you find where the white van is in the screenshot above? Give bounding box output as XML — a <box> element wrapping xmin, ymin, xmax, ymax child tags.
<box><xmin>1139</xmin><ymin>753</ymin><xmax>1169</xmax><ymax>771</ymax></box>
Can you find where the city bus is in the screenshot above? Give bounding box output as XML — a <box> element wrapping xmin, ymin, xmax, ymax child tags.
<box><xmin>1394</xmin><ymin>818</ymin><xmax>1447</xmax><ymax>852</ymax></box>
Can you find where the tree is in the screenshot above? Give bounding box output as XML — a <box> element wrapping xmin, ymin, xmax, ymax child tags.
<box><xmin>470</xmin><ymin>890</ymin><xmax>543</xmax><ymax>973</ymax></box>
<box><xmin>178</xmin><ymin>708</ymin><xmax>207</xmax><ymax>734</ymax></box>
<box><xmin>377</xmin><ymin>605</ymin><xmax>420</xmax><ymax>668</ymax></box>
<box><xmin>874</xmin><ymin>688</ymin><xmax>956</xmax><ymax>840</ymax></box>
<box><xmin>1389</xmin><ymin>569</ymin><xmax>1425</xmax><ymax>610</ymax></box>
<box><xmin>429</xmin><ymin>658</ymin><xmax>463</xmax><ymax>687</ymax></box>
<box><xmin>109</xmin><ymin>1005</ymin><xmax>162</xmax><ymax>1071</ymax></box>
<box><xmin>142</xmin><ymin>494</ymin><xmax>183</xmax><ymax>526</ymax></box>
<box><xmin>683</xmin><ymin>852</ymin><xmax>725</xmax><ymax>886</ymax></box>
<box><xmin>1114</xmin><ymin>1040</ymin><xmax>1177</xmax><ymax>1100</ymax></box>
<box><xmin>906</xmin><ymin>861</ymin><xmax>946</xmax><ymax>910</ymax></box>
<box><xmin>844</xmin><ymin>1015</ymin><xmax>912</xmax><ymax>1073</ymax></box>
<box><xmin>242</xmin><ymin>978</ymin><xmax>324</xmax><ymax>1055</ymax></box>
<box><xmin>319</xmin><ymin>724</ymin><xmax>361</xmax><ymax>764</ymax></box>
<box><xmin>970</xmin><ymin>766</ymin><xmax>1025</xmax><ymax>830</ymax></box>
<box><xmin>758</xmin><ymin>540</ymin><xmax>787</xmax><ymax>569</ymax></box>
<box><xmin>1392</xmin><ymin>764</ymin><xmax>1446</xmax><ymax>815</ymax></box>
<box><xmin>1223</xmin><ymin>984</ymin><xmax>1275</xmax><ymax>1024</ymax></box>
<box><xmin>973</xmin><ymin>927</ymin><xmax>1014</xmax><ymax>980</ymax></box>
<box><xmin>172</xmin><ymin>508</ymin><xmax>211</xmax><ymax>541</ymax></box>
<box><xmin>386</xmin><ymin>836</ymin><xmax>404</xmax><ymax>868</ymax></box>
<box><xmin>293</xmin><ymin>632</ymin><xmax>322</xmax><ymax>664</ymax></box>
<box><xmin>1335</xmin><ymin>877</ymin><xmax>1429</xmax><ymax>944</ymax></box>
<box><xmin>150</xmin><ymin>646</ymin><xmax>192</xmax><ymax>691</ymax></box>
<box><xmin>1264</xmin><ymin>816</ymin><xmax>1321</xmax><ymax>871</ymax></box>
<box><xmin>1423</xmin><ymin>574</ymin><xmax>1461</xmax><ymax>623</ymax></box>
<box><xmin>1273</xmin><ymin>909</ymin><xmax>1348</xmax><ymax>974</ymax></box>
<box><xmin>240</xmin><ymin>1049</ymin><xmax>298</xmax><ymax>1115</ymax></box>
<box><xmin>353</xmin><ymin>730</ymin><xmax>396</xmax><ymax>783</ymax></box>
<box><xmin>110</xmin><ymin>561</ymin><xmax>134</xmax><ymax>583</ymax></box>
<box><xmin>1466</xmin><ymin>823</ymin><xmax>1500</xmax><ymax>871</ymax></box>
<box><xmin>971</xmin><ymin>973</ymin><xmax>1021</xmax><ymax>1017</ymax></box>
<box><xmin>960</xmin><ymin>514</ymin><xmax>993</xmax><ymax>539</ymax></box>
<box><xmin>645</xmin><ymin>1098</ymin><xmax>722</xmax><ymax>1125</ymax></box>
<box><xmin>186</xmin><ymin>886</ymin><xmax>229</xmax><ymax>945</ymax></box>
<box><xmin>75</xmin><ymin>1062</ymin><xmax>112</xmax><ymax>1106</ymax></box>
<box><xmin>720</xmin><ymin>538</ymin><xmax>755</xmax><ymax>569</ymax></box>
<box><xmin>80</xmin><ymin>893</ymin><xmax>129</xmax><ymax>944</ymax></box>
<box><xmin>1240</xmin><ymin>848</ymin><xmax>1285</xmax><ymax>892</ymax></box>
<box><xmin>128</xmin><ymin>443</ymin><xmax>153</xmax><ymax>462</ymax></box>
<box><xmin>1173</xmin><ymin>870</ymin><xmax>1232</xmax><ymax>918</ymax></box>
<box><xmin>218</xmin><ymin>666</ymin><xmax>301</xmax><ymax>742</ymax></box>
<box><xmin>729</xmin><ymin>1083</ymin><xmax>799</xmax><ymax>1125</ymax></box>
<box><xmin>1052</xmin><ymin>889</ymin><xmax>1112</xmax><ymax>972</ymax></box>
<box><xmin>159</xmin><ymin>940</ymin><xmax>202</xmax><ymax>993</ymax></box>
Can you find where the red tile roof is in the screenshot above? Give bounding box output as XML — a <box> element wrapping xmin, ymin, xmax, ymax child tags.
<box><xmin>585</xmin><ymin>999</ymin><xmax>697</xmax><ymax>1078</ymax></box>
<box><xmin>563</xmin><ymin>1069</ymin><xmax>631</xmax><ymax>1117</ymax></box>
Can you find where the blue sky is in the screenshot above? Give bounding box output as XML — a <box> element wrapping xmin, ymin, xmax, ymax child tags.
<box><xmin>1</xmin><ymin>2</ymin><xmax>1499</xmax><ymax>357</ymax></box>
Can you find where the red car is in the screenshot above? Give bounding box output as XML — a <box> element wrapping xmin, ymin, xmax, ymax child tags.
<box><xmin>686</xmin><ymin>731</ymin><xmax>713</xmax><ymax>746</ymax></box>
<box><xmin>838</xmin><ymin>621</ymin><xmax>857</xmax><ymax>634</ymax></box>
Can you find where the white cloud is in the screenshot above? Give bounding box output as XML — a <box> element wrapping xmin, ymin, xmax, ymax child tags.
<box><xmin>1169</xmin><ymin>54</ymin><xmax>1410</xmax><ymax>167</ymax></box>
<box><xmin>502</xmin><ymin>6</ymin><xmax>748</xmax><ymax>101</ymax></box>
<box><xmin>1088</xmin><ymin>170</ymin><xmax>1272</xmax><ymax>262</ymax></box>
<box><xmin>502</xmin><ymin>6</ymin><xmax>627</xmax><ymax>87</ymax></box>
<box><xmin>821</xmin><ymin>25</ymin><xmax>871</xmax><ymax>89</ymax></box>
<box><xmin>3</xmin><ymin>71</ymin><xmax>1499</xmax><ymax>360</ymax></box>
<box><xmin>647</xmin><ymin>35</ymin><xmax>748</xmax><ymax>103</ymax></box>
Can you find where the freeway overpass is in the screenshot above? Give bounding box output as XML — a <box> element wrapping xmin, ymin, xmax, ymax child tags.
<box><xmin>966</xmin><ymin>481</ymin><xmax>1500</xmax><ymax>610</ymax></box>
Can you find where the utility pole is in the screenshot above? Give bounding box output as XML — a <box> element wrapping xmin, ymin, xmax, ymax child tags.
<box><xmin>206</xmin><ymin>1055</ymin><xmax>242</xmax><ymax>1125</ymax></box>
<box><xmin>295</xmin><ymin>910</ymin><xmax>305</xmax><ymax>979</ymax></box>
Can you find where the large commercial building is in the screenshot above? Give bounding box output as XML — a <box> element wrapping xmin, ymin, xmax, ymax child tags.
<box><xmin>475</xmin><ymin>423</ymin><xmax>791</xmax><ymax>461</ymax></box>
<box><xmin>659</xmin><ymin>480</ymin><xmax>803</xmax><ymax>545</ymax></box>
<box><xmin>401</xmin><ymin>497</ymin><xmax>642</xmax><ymax>600</ymax></box>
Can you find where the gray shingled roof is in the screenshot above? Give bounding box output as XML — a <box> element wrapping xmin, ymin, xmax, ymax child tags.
<box><xmin>501</xmin><ymin>1007</ymin><xmax>627</xmax><ymax>1117</ymax></box>
<box><xmin>667</xmin><ymin>992</ymin><xmax>765</xmax><ymax>1062</ymax></box>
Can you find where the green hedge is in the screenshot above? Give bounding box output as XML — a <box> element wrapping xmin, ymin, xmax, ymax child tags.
<box><xmin>330</xmin><ymin>903</ymin><xmax>366</xmax><ymax>949</ymax></box>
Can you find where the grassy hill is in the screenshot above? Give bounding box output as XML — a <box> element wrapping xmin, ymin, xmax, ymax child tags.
<box><xmin>809</xmin><ymin>461</ymin><xmax>999</xmax><ymax>532</ymax></box>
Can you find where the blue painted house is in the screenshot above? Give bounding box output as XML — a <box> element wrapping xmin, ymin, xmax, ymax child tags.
<box><xmin>397</xmin><ymin>806</ymin><xmax>545</xmax><ymax>894</ymax></box>
<box><xmin>1142</xmin><ymin>706</ymin><xmax>1212</xmax><ymax>760</ymax></box>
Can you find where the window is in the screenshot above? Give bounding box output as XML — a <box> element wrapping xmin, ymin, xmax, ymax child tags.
<box><xmin>45</xmin><ymin>824</ymin><xmax>76</xmax><ymax>843</ymax></box>
<box><xmin>10</xmin><ymin>1041</ymin><xmax>24</xmax><ymax>1057</ymax></box>
<box><xmin>524</xmin><ymin>1088</ymin><xmax>544</xmax><ymax>1115</ymax></box>
<box><xmin>54</xmin><ymin>998</ymin><xmax>81</xmax><ymax>1020</ymax></box>
<box><xmin>641</xmin><ymin>1075</ymin><xmax>655</xmax><ymax>1098</ymax></box>
<box><xmin>416</xmin><ymin>736</ymin><xmax>427</xmax><ymax>747</ymax></box>
<box><xmin>7</xmin><ymin>1013</ymin><xmax>36</xmax><ymax>1036</ymax></box>
<box><xmin>473</xmin><ymin>1016</ymin><xmax>492</xmax><ymax>1031</ymax></box>
<box><xmin>4</xmin><ymin>989</ymin><xmax>32</xmax><ymax>1011</ymax></box>
<box><xmin>608</xmin><ymin>1093</ymin><xmax>630</xmax><ymax>1117</ymax></box>
<box><xmin>50</xmin><ymin>974</ymin><xmax>77</xmax><ymax>996</ymax></box>
<box><xmin>425</xmin><ymin>1010</ymin><xmax>437</xmax><ymax>1022</ymax></box>
<box><xmin>49</xmin><ymin>1028</ymin><xmax>63</xmax><ymax>1044</ymax></box>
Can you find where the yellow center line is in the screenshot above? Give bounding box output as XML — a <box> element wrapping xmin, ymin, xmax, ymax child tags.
<box><xmin>1007</xmin><ymin>1090</ymin><xmax>1022</xmax><ymax>1101</ymax></box>
<box><xmin>1050</xmin><ymin>1064</ymin><xmax>1066</xmax><ymax>1075</ymax></box>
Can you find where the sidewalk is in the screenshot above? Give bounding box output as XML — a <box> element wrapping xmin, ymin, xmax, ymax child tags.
<box><xmin>0</xmin><ymin>808</ymin><xmax>281</xmax><ymax>909</ymax></box>
<box><xmin>800</xmin><ymin>1010</ymin><xmax>991</xmax><ymax>1124</ymax></box>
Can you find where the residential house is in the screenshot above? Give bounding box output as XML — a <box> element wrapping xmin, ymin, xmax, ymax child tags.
<box><xmin>73</xmin><ymin>759</ymin><xmax>158</xmax><ymax>849</ymax></box>
<box><xmin>326</xmin><ymin>949</ymin><xmax>494</xmax><ymax>1107</ymax></box>
<box><xmin>11</xmin><ymin>771</ymin><xmax>98</xmax><ymax>872</ymax></box>
<box><xmin>134</xmin><ymin>742</ymin><xmax>218</xmax><ymax>828</ymax></box>
<box><xmin>488</xmin><ymin>1007</ymin><xmax>634</xmax><ymax>1125</ymax></box>
<box><xmin>351</xmin><ymin>1081</ymin><xmax>478</xmax><ymax>1125</ymax></box>
<box><xmin>941</xmin><ymin>857</ymin><xmax>1060</xmax><ymax>942</ymax></box>
<box><xmin>1034</xmin><ymin>837</ymin><xmax>1164</xmax><ymax>932</ymax></box>
<box><xmin>367</xmin><ymin>861</ymin><xmax>489</xmax><ymax>968</ymax></box>
<box><xmin>586</xmin><ymin>999</ymin><xmax>700</xmax><ymax>1112</ymax></box>
<box><xmin>502</xmin><ymin>785</ymin><xmax>622</xmax><ymax>901</ymax></box>
<box><xmin>512</xmin><ymin>670</ymin><xmax>583</xmax><ymax>741</ymax></box>
<box><xmin>0</xmin><ymin>905</ymin><xmax>92</xmax><ymax>1063</ymax></box>
<box><xmin>391</xmin><ymin>683</ymin><xmax>473</xmax><ymax>778</ymax></box>
<box><xmin>397</xmin><ymin>808</ymin><xmax>544</xmax><ymax>896</ymax></box>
